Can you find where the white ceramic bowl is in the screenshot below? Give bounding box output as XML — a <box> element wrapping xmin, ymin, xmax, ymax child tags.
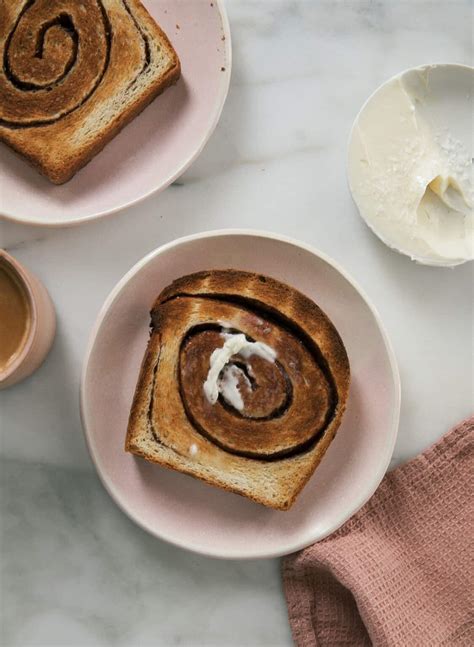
<box><xmin>0</xmin><ymin>0</ymin><xmax>231</xmax><ymax>226</ymax></box>
<box><xmin>348</xmin><ymin>63</ymin><xmax>473</xmax><ymax>266</ymax></box>
<box><xmin>81</xmin><ymin>230</ymin><xmax>400</xmax><ymax>559</ymax></box>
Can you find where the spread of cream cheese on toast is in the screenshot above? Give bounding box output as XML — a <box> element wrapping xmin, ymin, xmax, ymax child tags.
<box><xmin>203</xmin><ymin>333</ymin><xmax>276</xmax><ymax>411</ymax></box>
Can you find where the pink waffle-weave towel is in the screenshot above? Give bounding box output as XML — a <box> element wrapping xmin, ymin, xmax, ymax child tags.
<box><xmin>283</xmin><ymin>417</ymin><xmax>474</xmax><ymax>646</ymax></box>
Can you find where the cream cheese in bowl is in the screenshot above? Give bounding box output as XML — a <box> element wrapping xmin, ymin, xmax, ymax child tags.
<box><xmin>348</xmin><ymin>64</ymin><xmax>473</xmax><ymax>266</ymax></box>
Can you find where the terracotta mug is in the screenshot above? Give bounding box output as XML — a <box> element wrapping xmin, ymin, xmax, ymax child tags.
<box><xmin>0</xmin><ymin>250</ymin><xmax>56</xmax><ymax>389</ymax></box>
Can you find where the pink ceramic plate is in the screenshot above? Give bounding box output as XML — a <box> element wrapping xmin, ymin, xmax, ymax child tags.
<box><xmin>0</xmin><ymin>1</ymin><xmax>231</xmax><ymax>226</ymax></box>
<box><xmin>81</xmin><ymin>231</ymin><xmax>400</xmax><ymax>559</ymax></box>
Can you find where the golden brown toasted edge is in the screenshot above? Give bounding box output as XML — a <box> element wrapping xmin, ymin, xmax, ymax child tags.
<box><xmin>125</xmin><ymin>330</ymin><xmax>162</xmax><ymax>452</ymax></box>
<box><xmin>0</xmin><ymin>0</ymin><xmax>181</xmax><ymax>184</ymax></box>
<box><xmin>283</xmin><ymin>396</ymin><xmax>349</xmax><ymax>509</ymax></box>
<box><xmin>130</xmin><ymin>0</ymin><xmax>181</xmax><ymax>65</ymax></box>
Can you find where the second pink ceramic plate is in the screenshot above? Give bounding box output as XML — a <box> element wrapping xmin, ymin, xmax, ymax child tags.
<box><xmin>0</xmin><ymin>1</ymin><xmax>231</xmax><ymax>226</ymax></box>
<box><xmin>81</xmin><ymin>231</ymin><xmax>400</xmax><ymax>559</ymax></box>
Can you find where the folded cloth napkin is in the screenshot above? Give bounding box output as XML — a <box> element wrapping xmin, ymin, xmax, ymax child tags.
<box><xmin>283</xmin><ymin>417</ymin><xmax>474</xmax><ymax>647</ymax></box>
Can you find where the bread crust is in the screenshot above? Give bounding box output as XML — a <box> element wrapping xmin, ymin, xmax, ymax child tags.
<box><xmin>0</xmin><ymin>0</ymin><xmax>180</xmax><ymax>183</ymax></box>
<box><xmin>126</xmin><ymin>270</ymin><xmax>350</xmax><ymax>511</ymax></box>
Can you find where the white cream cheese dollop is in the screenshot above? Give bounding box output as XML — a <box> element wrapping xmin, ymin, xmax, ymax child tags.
<box><xmin>348</xmin><ymin>64</ymin><xmax>473</xmax><ymax>266</ymax></box>
<box><xmin>203</xmin><ymin>333</ymin><xmax>276</xmax><ymax>410</ymax></box>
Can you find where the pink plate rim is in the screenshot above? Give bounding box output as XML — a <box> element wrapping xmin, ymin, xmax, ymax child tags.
<box><xmin>80</xmin><ymin>229</ymin><xmax>401</xmax><ymax>559</ymax></box>
<box><xmin>0</xmin><ymin>0</ymin><xmax>232</xmax><ymax>228</ymax></box>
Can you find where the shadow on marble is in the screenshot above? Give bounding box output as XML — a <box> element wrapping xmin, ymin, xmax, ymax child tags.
<box><xmin>0</xmin><ymin>458</ymin><xmax>291</xmax><ymax>646</ymax></box>
<box><xmin>0</xmin><ymin>322</ymin><xmax>91</xmax><ymax>467</ymax></box>
<box><xmin>360</xmin><ymin>223</ymin><xmax>474</xmax><ymax>464</ymax></box>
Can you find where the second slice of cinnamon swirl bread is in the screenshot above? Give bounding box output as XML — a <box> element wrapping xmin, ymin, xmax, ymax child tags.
<box><xmin>0</xmin><ymin>0</ymin><xmax>180</xmax><ymax>183</ymax></box>
<box><xmin>126</xmin><ymin>270</ymin><xmax>350</xmax><ymax>511</ymax></box>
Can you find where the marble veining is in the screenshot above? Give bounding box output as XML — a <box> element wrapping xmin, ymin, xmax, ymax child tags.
<box><xmin>0</xmin><ymin>1</ymin><xmax>473</xmax><ymax>644</ymax></box>
<box><xmin>1</xmin><ymin>460</ymin><xmax>288</xmax><ymax>646</ymax></box>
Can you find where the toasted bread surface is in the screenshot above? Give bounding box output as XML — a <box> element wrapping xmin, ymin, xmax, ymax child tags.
<box><xmin>0</xmin><ymin>0</ymin><xmax>180</xmax><ymax>183</ymax></box>
<box><xmin>126</xmin><ymin>270</ymin><xmax>350</xmax><ymax>511</ymax></box>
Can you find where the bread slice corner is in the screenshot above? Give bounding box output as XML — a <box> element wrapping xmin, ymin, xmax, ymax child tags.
<box><xmin>126</xmin><ymin>330</ymin><xmax>348</xmax><ymax>512</ymax></box>
<box><xmin>0</xmin><ymin>0</ymin><xmax>181</xmax><ymax>184</ymax></box>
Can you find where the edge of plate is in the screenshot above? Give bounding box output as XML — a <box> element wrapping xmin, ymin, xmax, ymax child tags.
<box><xmin>80</xmin><ymin>229</ymin><xmax>401</xmax><ymax>559</ymax></box>
<box><xmin>0</xmin><ymin>0</ymin><xmax>232</xmax><ymax>227</ymax></box>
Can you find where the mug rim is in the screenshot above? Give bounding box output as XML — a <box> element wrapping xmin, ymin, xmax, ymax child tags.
<box><xmin>0</xmin><ymin>249</ymin><xmax>38</xmax><ymax>383</ymax></box>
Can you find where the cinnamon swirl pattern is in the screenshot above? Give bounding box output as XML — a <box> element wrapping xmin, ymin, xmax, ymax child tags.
<box><xmin>126</xmin><ymin>270</ymin><xmax>350</xmax><ymax>511</ymax></box>
<box><xmin>0</xmin><ymin>0</ymin><xmax>180</xmax><ymax>183</ymax></box>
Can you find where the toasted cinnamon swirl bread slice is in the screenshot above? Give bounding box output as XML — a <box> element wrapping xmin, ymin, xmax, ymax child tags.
<box><xmin>126</xmin><ymin>270</ymin><xmax>350</xmax><ymax>511</ymax></box>
<box><xmin>0</xmin><ymin>0</ymin><xmax>180</xmax><ymax>183</ymax></box>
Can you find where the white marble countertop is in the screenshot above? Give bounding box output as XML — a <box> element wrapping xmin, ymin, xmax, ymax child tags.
<box><xmin>1</xmin><ymin>1</ymin><xmax>473</xmax><ymax>645</ymax></box>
